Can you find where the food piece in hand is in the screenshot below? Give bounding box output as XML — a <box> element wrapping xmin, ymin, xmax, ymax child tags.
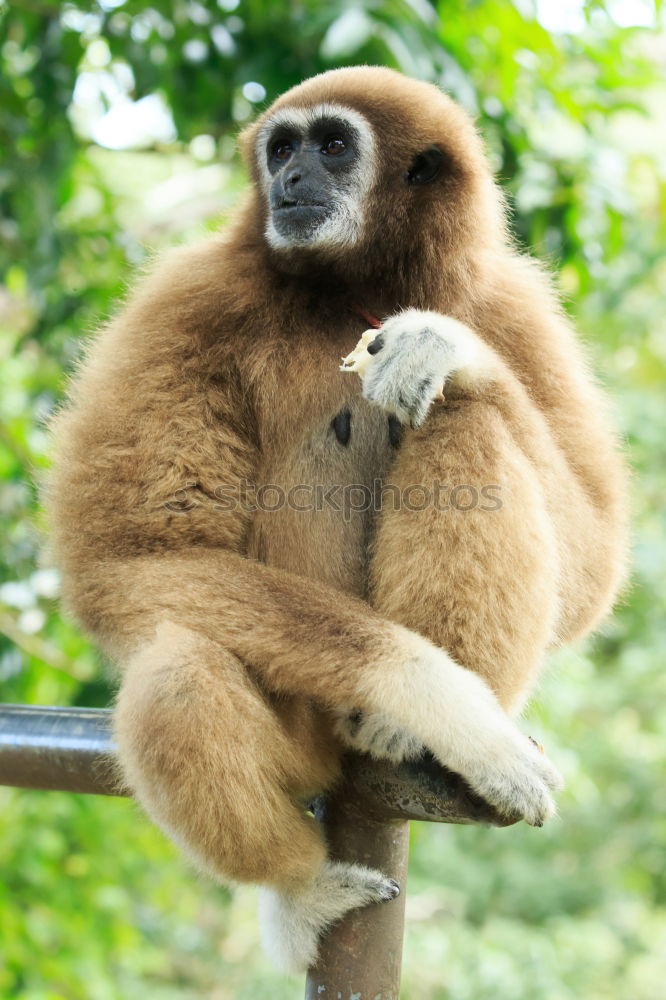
<box><xmin>340</xmin><ymin>329</ymin><xmax>382</xmax><ymax>376</ymax></box>
<box><xmin>340</xmin><ymin>322</ymin><xmax>447</xmax><ymax>416</ymax></box>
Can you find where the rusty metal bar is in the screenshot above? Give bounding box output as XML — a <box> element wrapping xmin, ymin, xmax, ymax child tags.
<box><xmin>0</xmin><ymin>704</ymin><xmax>513</xmax><ymax>999</ymax></box>
<box><xmin>306</xmin><ymin>799</ymin><xmax>410</xmax><ymax>1000</ymax></box>
<box><xmin>334</xmin><ymin>749</ymin><xmax>515</xmax><ymax>826</ymax></box>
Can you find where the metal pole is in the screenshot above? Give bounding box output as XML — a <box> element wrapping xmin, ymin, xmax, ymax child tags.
<box><xmin>0</xmin><ymin>704</ymin><xmax>124</xmax><ymax>796</ymax></box>
<box><xmin>0</xmin><ymin>704</ymin><xmax>513</xmax><ymax>823</ymax></box>
<box><xmin>305</xmin><ymin>798</ymin><xmax>409</xmax><ymax>1000</ymax></box>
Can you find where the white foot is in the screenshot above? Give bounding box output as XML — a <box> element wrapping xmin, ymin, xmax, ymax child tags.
<box><xmin>258</xmin><ymin>860</ymin><xmax>400</xmax><ymax>972</ymax></box>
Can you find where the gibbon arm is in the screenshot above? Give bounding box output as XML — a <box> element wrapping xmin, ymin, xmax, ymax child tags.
<box><xmin>366</xmin><ymin>307</ymin><xmax>625</xmax><ymax>708</ymax></box>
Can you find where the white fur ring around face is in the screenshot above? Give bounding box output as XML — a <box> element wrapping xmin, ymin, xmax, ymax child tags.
<box><xmin>340</xmin><ymin>308</ymin><xmax>491</xmax><ymax>427</ymax></box>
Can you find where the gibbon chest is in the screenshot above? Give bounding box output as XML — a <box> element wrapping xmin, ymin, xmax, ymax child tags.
<box><xmin>245</xmin><ymin>330</ymin><xmax>401</xmax><ymax>597</ymax></box>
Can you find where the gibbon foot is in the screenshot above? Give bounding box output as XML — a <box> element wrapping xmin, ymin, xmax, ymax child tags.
<box><xmin>258</xmin><ymin>860</ymin><xmax>400</xmax><ymax>972</ymax></box>
<box><xmin>462</xmin><ymin>733</ymin><xmax>563</xmax><ymax>827</ymax></box>
<box><xmin>341</xmin><ymin>308</ymin><xmax>492</xmax><ymax>427</ymax></box>
<box><xmin>333</xmin><ymin>707</ymin><xmax>425</xmax><ymax>763</ymax></box>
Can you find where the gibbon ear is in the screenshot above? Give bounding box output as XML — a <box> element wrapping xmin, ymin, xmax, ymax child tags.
<box><xmin>405</xmin><ymin>145</ymin><xmax>445</xmax><ymax>186</ymax></box>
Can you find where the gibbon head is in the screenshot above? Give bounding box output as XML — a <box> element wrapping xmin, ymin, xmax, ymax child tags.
<box><xmin>239</xmin><ymin>66</ymin><xmax>504</xmax><ymax>281</ymax></box>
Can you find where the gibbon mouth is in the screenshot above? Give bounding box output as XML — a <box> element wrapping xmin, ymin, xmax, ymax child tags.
<box><xmin>275</xmin><ymin>199</ymin><xmax>328</xmax><ymax>211</ymax></box>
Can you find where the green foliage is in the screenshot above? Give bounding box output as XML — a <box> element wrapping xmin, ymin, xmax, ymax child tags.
<box><xmin>1</xmin><ymin>1</ymin><xmax>665</xmax><ymax>997</ymax></box>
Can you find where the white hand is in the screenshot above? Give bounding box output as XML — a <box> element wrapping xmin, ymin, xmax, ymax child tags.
<box><xmin>341</xmin><ymin>308</ymin><xmax>492</xmax><ymax>427</ymax></box>
<box><xmin>358</xmin><ymin>627</ymin><xmax>563</xmax><ymax>827</ymax></box>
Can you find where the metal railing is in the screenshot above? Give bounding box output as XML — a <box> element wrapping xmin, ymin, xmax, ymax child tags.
<box><xmin>0</xmin><ymin>703</ymin><xmax>510</xmax><ymax>999</ymax></box>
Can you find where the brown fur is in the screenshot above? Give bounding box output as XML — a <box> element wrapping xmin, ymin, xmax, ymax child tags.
<box><xmin>45</xmin><ymin>67</ymin><xmax>627</xmax><ymax>890</ymax></box>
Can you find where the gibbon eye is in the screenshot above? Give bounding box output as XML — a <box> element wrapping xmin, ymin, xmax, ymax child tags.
<box><xmin>272</xmin><ymin>140</ymin><xmax>294</xmax><ymax>161</ymax></box>
<box><xmin>322</xmin><ymin>136</ymin><xmax>346</xmax><ymax>156</ymax></box>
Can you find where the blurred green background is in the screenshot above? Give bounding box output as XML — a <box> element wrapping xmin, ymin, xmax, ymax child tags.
<box><xmin>1</xmin><ymin>1</ymin><xmax>665</xmax><ymax>997</ymax></box>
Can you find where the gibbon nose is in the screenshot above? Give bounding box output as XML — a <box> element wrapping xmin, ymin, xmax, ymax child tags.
<box><xmin>286</xmin><ymin>167</ymin><xmax>302</xmax><ymax>186</ymax></box>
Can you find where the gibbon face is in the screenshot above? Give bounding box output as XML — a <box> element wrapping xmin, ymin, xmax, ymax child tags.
<box><xmin>241</xmin><ymin>66</ymin><xmax>502</xmax><ymax>277</ymax></box>
<box><xmin>256</xmin><ymin>104</ymin><xmax>376</xmax><ymax>251</ymax></box>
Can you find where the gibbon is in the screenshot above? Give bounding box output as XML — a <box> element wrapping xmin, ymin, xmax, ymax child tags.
<box><xmin>46</xmin><ymin>66</ymin><xmax>627</xmax><ymax>971</ymax></box>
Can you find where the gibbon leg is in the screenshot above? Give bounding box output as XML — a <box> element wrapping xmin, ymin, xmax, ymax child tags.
<box><xmin>114</xmin><ymin>621</ymin><xmax>326</xmax><ymax>886</ymax></box>
<box><xmin>371</xmin><ymin>399</ymin><xmax>561</xmax><ymax>713</ymax></box>
<box><xmin>114</xmin><ymin>621</ymin><xmax>399</xmax><ymax>972</ymax></box>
